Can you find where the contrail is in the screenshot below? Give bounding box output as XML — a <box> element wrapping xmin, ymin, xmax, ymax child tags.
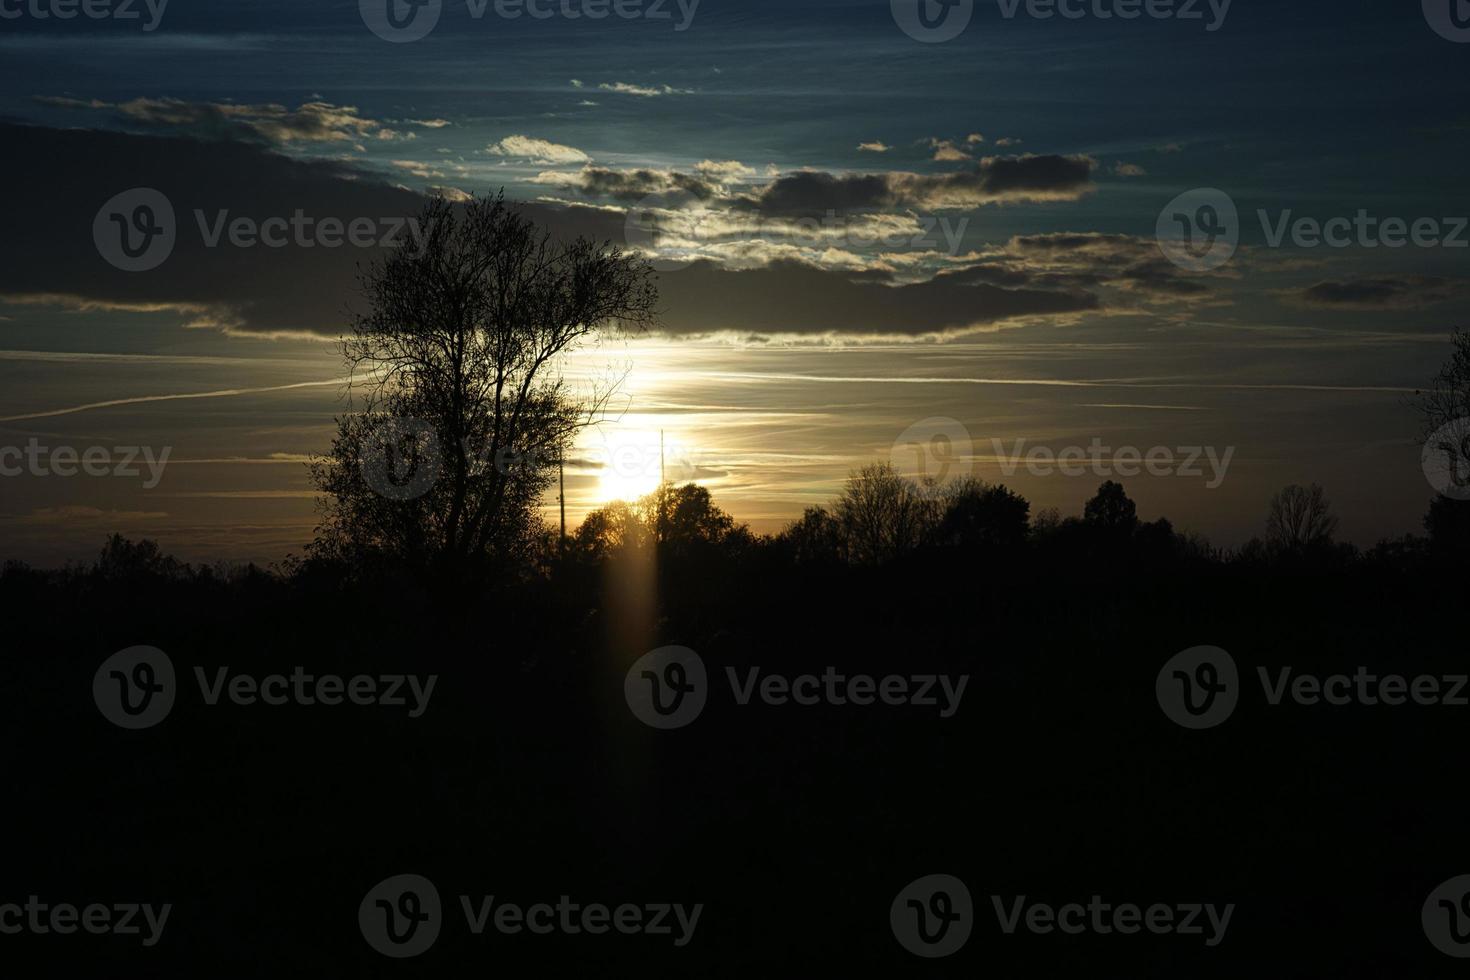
<box><xmin>0</xmin><ymin>378</ymin><xmax>348</xmax><ymax>423</ymax></box>
<box><xmin>690</xmin><ymin>371</ymin><xmax>1415</xmax><ymax>394</ymax></box>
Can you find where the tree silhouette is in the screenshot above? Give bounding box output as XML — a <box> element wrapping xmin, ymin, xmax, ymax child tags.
<box><xmin>1419</xmin><ymin>328</ymin><xmax>1470</xmax><ymax>548</ymax></box>
<box><xmin>1083</xmin><ymin>481</ymin><xmax>1138</xmax><ymax>532</ymax></box>
<box><xmin>641</xmin><ymin>483</ymin><xmax>742</xmax><ymax>556</ymax></box>
<box><xmin>936</xmin><ymin>478</ymin><xmax>1030</xmax><ymax>549</ymax></box>
<box><xmin>309</xmin><ymin>194</ymin><xmax>657</xmax><ymax>578</ymax></box>
<box><xmin>1418</xmin><ymin>328</ymin><xmax>1470</xmax><ymax>439</ymax></box>
<box><xmin>1265</xmin><ymin>483</ymin><xmax>1338</xmax><ymax>554</ymax></box>
<box><xmin>834</xmin><ymin>462</ymin><xmax>933</xmax><ymax>565</ymax></box>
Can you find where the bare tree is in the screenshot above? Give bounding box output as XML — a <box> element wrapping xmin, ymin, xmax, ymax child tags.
<box><xmin>1265</xmin><ymin>483</ymin><xmax>1338</xmax><ymax>553</ymax></box>
<box><xmin>1418</xmin><ymin>328</ymin><xmax>1470</xmax><ymax>437</ymax></box>
<box><xmin>309</xmin><ymin>193</ymin><xmax>658</xmax><ymax>577</ymax></box>
<box><xmin>834</xmin><ymin>462</ymin><xmax>933</xmax><ymax>565</ymax></box>
<box><xmin>1419</xmin><ymin>328</ymin><xmax>1470</xmax><ymax>502</ymax></box>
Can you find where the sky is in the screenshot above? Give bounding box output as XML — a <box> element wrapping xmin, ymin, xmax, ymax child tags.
<box><xmin>1</xmin><ymin>0</ymin><xmax>1467</xmax><ymax>566</ymax></box>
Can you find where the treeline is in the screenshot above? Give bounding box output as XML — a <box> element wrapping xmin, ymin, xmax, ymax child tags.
<box><xmin>10</xmin><ymin>466</ymin><xmax>1464</xmax><ymax>595</ymax></box>
<box><xmin>575</xmin><ymin>465</ymin><xmax>1468</xmax><ymax>570</ymax></box>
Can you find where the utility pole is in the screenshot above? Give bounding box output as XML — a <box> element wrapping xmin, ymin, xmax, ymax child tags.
<box><xmin>558</xmin><ymin>448</ymin><xmax>566</xmax><ymax>555</ymax></box>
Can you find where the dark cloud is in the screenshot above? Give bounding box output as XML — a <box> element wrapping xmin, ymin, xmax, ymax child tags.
<box><xmin>1287</xmin><ymin>276</ymin><xmax>1468</xmax><ymax>310</ymax></box>
<box><xmin>34</xmin><ymin>96</ymin><xmax>407</xmax><ymax>145</ymax></box>
<box><xmin>749</xmin><ymin>155</ymin><xmax>1096</xmax><ymax>215</ymax></box>
<box><xmin>989</xmin><ymin>233</ymin><xmax>1218</xmax><ymax>302</ymax></box>
<box><xmin>0</xmin><ymin>123</ymin><xmax>626</xmax><ymax>337</ymax></box>
<box><xmin>653</xmin><ymin>259</ymin><xmax>1098</xmax><ymax>338</ymax></box>
<box><xmin>538</xmin><ymin>166</ymin><xmax>723</xmax><ymax>205</ymax></box>
<box><xmin>0</xmin><ymin>124</ymin><xmax>1103</xmax><ymax>341</ymax></box>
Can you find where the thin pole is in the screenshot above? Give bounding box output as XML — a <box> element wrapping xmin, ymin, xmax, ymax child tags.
<box><xmin>558</xmin><ymin>449</ymin><xmax>566</xmax><ymax>552</ymax></box>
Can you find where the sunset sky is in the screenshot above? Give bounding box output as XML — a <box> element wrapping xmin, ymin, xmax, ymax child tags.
<box><xmin>2</xmin><ymin>0</ymin><xmax>1467</xmax><ymax>565</ymax></box>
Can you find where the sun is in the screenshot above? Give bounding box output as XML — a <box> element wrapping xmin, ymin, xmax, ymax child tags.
<box><xmin>595</xmin><ymin>428</ymin><xmax>667</xmax><ymax>503</ymax></box>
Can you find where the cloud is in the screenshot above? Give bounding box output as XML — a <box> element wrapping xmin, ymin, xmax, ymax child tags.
<box><xmin>532</xmin><ymin>166</ymin><xmax>725</xmax><ymax>205</ymax></box>
<box><xmin>694</xmin><ymin>160</ymin><xmax>755</xmax><ymax>179</ymax></box>
<box><xmin>750</xmin><ymin>155</ymin><xmax>1097</xmax><ymax>214</ymax></box>
<box><xmin>929</xmin><ymin>139</ymin><xmax>973</xmax><ymax>162</ymax></box>
<box><xmin>1285</xmin><ymin>276</ymin><xmax>1469</xmax><ymax>310</ymax></box>
<box><xmin>857</xmin><ymin>141</ymin><xmax>891</xmax><ymax>153</ymax></box>
<box><xmin>488</xmin><ymin>134</ymin><xmax>591</xmax><ymax>164</ymax></box>
<box><xmin>997</xmin><ymin>232</ymin><xmax>1222</xmax><ymax>302</ymax></box>
<box><xmin>654</xmin><ymin>259</ymin><xmax>1099</xmax><ymax>339</ymax></box>
<box><xmin>428</xmin><ymin>185</ymin><xmax>473</xmax><ymax>202</ymax></box>
<box><xmin>0</xmin><ymin>123</ymin><xmax>1127</xmax><ymax>344</ymax></box>
<box><xmin>0</xmin><ymin>122</ymin><xmax>629</xmax><ymax>337</ymax></box>
<box><xmin>1112</xmin><ymin>162</ymin><xmax>1147</xmax><ymax>177</ymax></box>
<box><xmin>407</xmin><ymin>118</ymin><xmax>452</xmax><ymax>129</ymax></box>
<box><xmin>598</xmin><ymin>82</ymin><xmax>693</xmax><ymax>97</ymax></box>
<box><xmin>9</xmin><ymin>507</ymin><xmax>169</xmax><ymax>526</ymax></box>
<box><xmin>390</xmin><ymin>159</ymin><xmax>445</xmax><ymax>178</ymax></box>
<box><xmin>994</xmin><ymin>137</ymin><xmax>1022</xmax><ymax>147</ymax></box>
<box><xmin>35</xmin><ymin>95</ymin><xmax>400</xmax><ymax>144</ymax></box>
